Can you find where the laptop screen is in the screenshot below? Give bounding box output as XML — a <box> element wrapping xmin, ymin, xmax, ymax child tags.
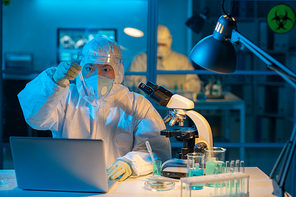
<box><xmin>10</xmin><ymin>137</ymin><xmax>114</xmax><ymax>193</ymax></box>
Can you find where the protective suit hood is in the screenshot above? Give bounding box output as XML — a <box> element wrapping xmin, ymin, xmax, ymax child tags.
<box><xmin>76</xmin><ymin>36</ymin><xmax>125</xmax><ymax>104</ymax></box>
<box><xmin>80</xmin><ymin>36</ymin><xmax>124</xmax><ymax>84</ymax></box>
<box><xmin>157</xmin><ymin>25</ymin><xmax>172</xmax><ymax>58</ymax></box>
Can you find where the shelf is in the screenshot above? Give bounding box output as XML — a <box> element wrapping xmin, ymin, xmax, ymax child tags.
<box><xmin>223</xmin><ymin>81</ymin><xmax>254</xmax><ymax>86</ymax></box>
<box><xmin>256</xmin><ymin>113</ymin><xmax>286</xmax><ymax>118</ymax></box>
<box><xmin>171</xmin><ymin>142</ymin><xmax>285</xmax><ymax>148</ymax></box>
<box><xmin>125</xmin><ymin>70</ymin><xmax>281</xmax><ymax>75</ymax></box>
<box><xmin>1</xmin><ymin>70</ymin><xmax>44</xmax><ymax>80</ymax></box>
<box><xmin>256</xmin><ymin>82</ymin><xmax>285</xmax><ymax>87</ymax></box>
<box><xmin>1</xmin><ymin>69</ymin><xmax>43</xmax><ymax>74</ymax></box>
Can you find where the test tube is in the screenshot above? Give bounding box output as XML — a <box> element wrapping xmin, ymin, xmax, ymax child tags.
<box><xmin>217</xmin><ymin>162</ymin><xmax>223</xmax><ymax>195</ymax></box>
<box><xmin>214</xmin><ymin>167</ymin><xmax>219</xmax><ymax>196</ymax></box>
<box><xmin>230</xmin><ymin>160</ymin><xmax>234</xmax><ymax>168</ymax></box>
<box><xmin>240</xmin><ymin>161</ymin><xmax>245</xmax><ymax>173</ymax></box>
<box><xmin>76</xmin><ymin>53</ymin><xmax>88</xmax><ymax>97</ymax></box>
<box><xmin>230</xmin><ymin>168</ymin><xmax>234</xmax><ymax>196</ymax></box>
<box><xmin>225</xmin><ymin>161</ymin><xmax>229</xmax><ymax>173</ymax></box>
<box><xmin>235</xmin><ymin>160</ymin><xmax>240</xmax><ymax>172</ymax></box>
<box><xmin>234</xmin><ymin>160</ymin><xmax>240</xmax><ymax>195</ymax></box>
<box><xmin>240</xmin><ymin>161</ymin><xmax>245</xmax><ymax>194</ymax></box>
<box><xmin>218</xmin><ymin>162</ymin><xmax>223</xmax><ymax>174</ymax></box>
<box><xmin>236</xmin><ymin>177</ymin><xmax>240</xmax><ymax>195</ymax></box>
<box><xmin>236</xmin><ymin>180</ymin><xmax>240</xmax><ymax>196</ymax></box>
<box><xmin>78</xmin><ymin>71</ymin><xmax>88</xmax><ymax>96</ymax></box>
<box><xmin>230</xmin><ymin>161</ymin><xmax>234</xmax><ymax>196</ymax></box>
<box><xmin>220</xmin><ymin>173</ymin><xmax>224</xmax><ymax>196</ymax></box>
<box><xmin>225</xmin><ymin>161</ymin><xmax>230</xmax><ymax>196</ymax></box>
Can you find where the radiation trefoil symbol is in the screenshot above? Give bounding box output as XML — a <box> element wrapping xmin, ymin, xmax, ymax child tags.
<box><xmin>267</xmin><ymin>4</ymin><xmax>295</xmax><ymax>34</ymax></box>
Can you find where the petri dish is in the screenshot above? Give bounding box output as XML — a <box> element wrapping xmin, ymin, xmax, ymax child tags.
<box><xmin>144</xmin><ymin>180</ymin><xmax>175</xmax><ymax>191</ymax></box>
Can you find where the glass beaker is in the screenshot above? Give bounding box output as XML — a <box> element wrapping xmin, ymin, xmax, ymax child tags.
<box><xmin>187</xmin><ymin>153</ymin><xmax>205</xmax><ymax>190</ymax></box>
<box><xmin>205</xmin><ymin>147</ymin><xmax>226</xmax><ymax>187</ymax></box>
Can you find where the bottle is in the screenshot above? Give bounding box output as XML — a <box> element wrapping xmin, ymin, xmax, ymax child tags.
<box><xmin>216</xmin><ymin>79</ymin><xmax>222</xmax><ymax>96</ymax></box>
<box><xmin>174</xmin><ymin>80</ymin><xmax>178</xmax><ymax>92</ymax></box>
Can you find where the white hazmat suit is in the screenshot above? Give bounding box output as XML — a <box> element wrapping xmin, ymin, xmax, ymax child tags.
<box><xmin>18</xmin><ymin>36</ymin><xmax>171</xmax><ymax>180</ymax></box>
<box><xmin>126</xmin><ymin>25</ymin><xmax>201</xmax><ymax>100</ymax></box>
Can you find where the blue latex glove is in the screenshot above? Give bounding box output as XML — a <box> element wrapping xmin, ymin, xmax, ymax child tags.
<box><xmin>53</xmin><ymin>62</ymin><xmax>82</xmax><ymax>87</ymax></box>
<box><xmin>107</xmin><ymin>160</ymin><xmax>132</xmax><ymax>182</ymax></box>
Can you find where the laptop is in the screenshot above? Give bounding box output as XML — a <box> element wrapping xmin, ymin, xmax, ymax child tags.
<box><xmin>10</xmin><ymin>137</ymin><xmax>117</xmax><ymax>193</ymax></box>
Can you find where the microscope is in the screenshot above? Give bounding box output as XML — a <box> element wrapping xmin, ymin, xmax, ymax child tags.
<box><xmin>139</xmin><ymin>81</ymin><xmax>213</xmax><ymax>178</ymax></box>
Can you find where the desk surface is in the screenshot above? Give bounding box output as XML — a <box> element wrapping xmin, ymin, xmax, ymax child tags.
<box><xmin>156</xmin><ymin>92</ymin><xmax>244</xmax><ymax>111</ymax></box>
<box><xmin>155</xmin><ymin>92</ymin><xmax>245</xmax><ymax>125</ymax></box>
<box><xmin>0</xmin><ymin>167</ymin><xmax>276</xmax><ymax>197</ymax></box>
<box><xmin>194</xmin><ymin>92</ymin><xmax>245</xmax><ymax>109</ymax></box>
<box><xmin>198</xmin><ymin>92</ymin><xmax>242</xmax><ymax>102</ymax></box>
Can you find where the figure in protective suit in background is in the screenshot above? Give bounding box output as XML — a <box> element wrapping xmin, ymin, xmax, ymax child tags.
<box><xmin>18</xmin><ymin>36</ymin><xmax>171</xmax><ymax>182</ymax></box>
<box><xmin>125</xmin><ymin>24</ymin><xmax>201</xmax><ymax>101</ymax></box>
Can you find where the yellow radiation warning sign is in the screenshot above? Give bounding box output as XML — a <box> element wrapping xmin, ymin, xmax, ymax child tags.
<box><xmin>267</xmin><ymin>4</ymin><xmax>295</xmax><ymax>34</ymax></box>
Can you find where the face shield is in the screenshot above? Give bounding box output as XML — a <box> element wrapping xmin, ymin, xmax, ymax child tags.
<box><xmin>80</xmin><ymin>55</ymin><xmax>122</xmax><ymax>68</ymax></box>
<box><xmin>78</xmin><ymin>54</ymin><xmax>122</xmax><ymax>79</ymax></box>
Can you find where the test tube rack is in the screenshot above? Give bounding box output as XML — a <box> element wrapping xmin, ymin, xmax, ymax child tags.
<box><xmin>180</xmin><ymin>172</ymin><xmax>250</xmax><ymax>197</ymax></box>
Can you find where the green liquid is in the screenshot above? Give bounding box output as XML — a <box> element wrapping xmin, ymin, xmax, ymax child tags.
<box><xmin>205</xmin><ymin>160</ymin><xmax>223</xmax><ymax>187</ymax></box>
<box><xmin>152</xmin><ymin>160</ymin><xmax>162</xmax><ymax>176</ymax></box>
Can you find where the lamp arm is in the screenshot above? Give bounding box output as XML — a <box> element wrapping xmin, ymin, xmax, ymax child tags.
<box><xmin>280</xmin><ymin>126</ymin><xmax>296</xmax><ymax>192</ymax></box>
<box><xmin>270</xmin><ymin>124</ymin><xmax>296</xmax><ymax>196</ymax></box>
<box><xmin>231</xmin><ymin>29</ymin><xmax>296</xmax><ymax>196</ymax></box>
<box><xmin>231</xmin><ymin>30</ymin><xmax>296</xmax><ymax>89</ymax></box>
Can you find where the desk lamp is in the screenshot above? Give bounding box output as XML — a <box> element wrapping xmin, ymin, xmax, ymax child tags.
<box><xmin>190</xmin><ymin>0</ymin><xmax>296</xmax><ymax>196</ymax></box>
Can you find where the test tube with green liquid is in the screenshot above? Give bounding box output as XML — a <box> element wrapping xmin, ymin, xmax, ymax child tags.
<box><xmin>230</xmin><ymin>162</ymin><xmax>234</xmax><ymax>196</ymax></box>
<box><xmin>235</xmin><ymin>160</ymin><xmax>240</xmax><ymax>195</ymax></box>
<box><xmin>225</xmin><ymin>161</ymin><xmax>229</xmax><ymax>196</ymax></box>
<box><xmin>214</xmin><ymin>167</ymin><xmax>219</xmax><ymax>196</ymax></box>
<box><xmin>241</xmin><ymin>161</ymin><xmax>245</xmax><ymax>194</ymax></box>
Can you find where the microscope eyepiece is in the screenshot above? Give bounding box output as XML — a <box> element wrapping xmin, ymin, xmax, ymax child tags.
<box><xmin>138</xmin><ymin>83</ymin><xmax>153</xmax><ymax>96</ymax></box>
<box><xmin>138</xmin><ymin>81</ymin><xmax>173</xmax><ymax>107</ymax></box>
<box><xmin>147</xmin><ymin>81</ymin><xmax>158</xmax><ymax>89</ymax></box>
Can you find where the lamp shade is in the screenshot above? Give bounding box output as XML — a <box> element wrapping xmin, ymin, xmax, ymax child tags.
<box><xmin>190</xmin><ymin>15</ymin><xmax>237</xmax><ymax>74</ymax></box>
<box><xmin>190</xmin><ymin>35</ymin><xmax>237</xmax><ymax>73</ymax></box>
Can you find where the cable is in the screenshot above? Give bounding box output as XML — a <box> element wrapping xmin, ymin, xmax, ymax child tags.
<box><xmin>221</xmin><ymin>0</ymin><xmax>235</xmax><ymax>17</ymax></box>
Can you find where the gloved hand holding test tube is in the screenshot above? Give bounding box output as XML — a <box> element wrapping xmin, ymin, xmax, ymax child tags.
<box><xmin>145</xmin><ymin>141</ymin><xmax>162</xmax><ymax>176</ymax></box>
<box><xmin>78</xmin><ymin>71</ymin><xmax>89</xmax><ymax>96</ymax></box>
<box><xmin>76</xmin><ymin>53</ymin><xmax>89</xmax><ymax>96</ymax></box>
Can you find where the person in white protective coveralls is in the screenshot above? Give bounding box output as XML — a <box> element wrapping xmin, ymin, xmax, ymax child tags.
<box><xmin>125</xmin><ymin>24</ymin><xmax>201</xmax><ymax>100</ymax></box>
<box><xmin>17</xmin><ymin>36</ymin><xmax>171</xmax><ymax>182</ymax></box>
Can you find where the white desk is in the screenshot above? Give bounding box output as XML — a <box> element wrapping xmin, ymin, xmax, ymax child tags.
<box><xmin>0</xmin><ymin>167</ymin><xmax>277</xmax><ymax>197</ymax></box>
